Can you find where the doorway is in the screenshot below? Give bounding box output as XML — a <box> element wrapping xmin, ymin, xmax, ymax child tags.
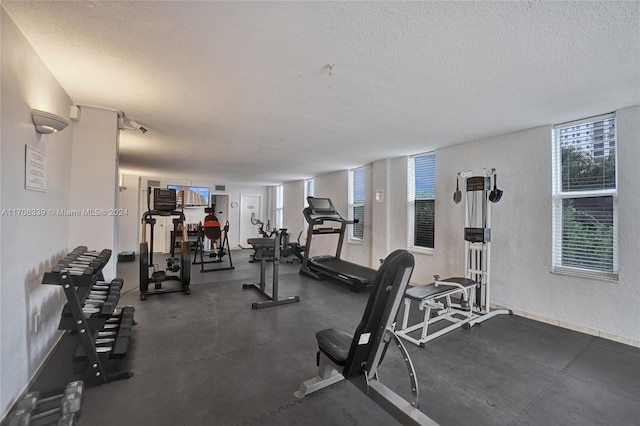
<box><xmin>211</xmin><ymin>194</ymin><xmax>229</xmax><ymax>226</ymax></box>
<box><xmin>239</xmin><ymin>194</ymin><xmax>261</xmax><ymax>247</ymax></box>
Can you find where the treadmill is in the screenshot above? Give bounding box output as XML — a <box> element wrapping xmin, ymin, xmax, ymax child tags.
<box><xmin>300</xmin><ymin>197</ymin><xmax>377</xmax><ymax>292</ymax></box>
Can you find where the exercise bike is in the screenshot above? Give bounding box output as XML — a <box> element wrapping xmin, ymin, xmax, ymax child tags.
<box><xmin>139</xmin><ymin>187</ymin><xmax>191</xmax><ymax>300</ymax></box>
<box><xmin>247</xmin><ymin>213</ymin><xmax>293</xmax><ymax>262</ymax></box>
<box><xmin>250</xmin><ymin>213</ymin><xmax>275</xmax><ymax>238</ymax></box>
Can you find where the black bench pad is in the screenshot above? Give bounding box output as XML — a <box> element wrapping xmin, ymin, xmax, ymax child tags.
<box><xmin>247</xmin><ymin>238</ymin><xmax>276</xmax><ymax>249</ymax></box>
<box><xmin>316</xmin><ymin>328</ymin><xmax>353</xmax><ymax>366</ymax></box>
<box><xmin>405</xmin><ymin>277</ymin><xmax>477</xmax><ymax>302</ymax></box>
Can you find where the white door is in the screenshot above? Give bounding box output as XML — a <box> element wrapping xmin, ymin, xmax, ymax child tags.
<box><xmin>239</xmin><ymin>194</ymin><xmax>261</xmax><ymax>247</ymax></box>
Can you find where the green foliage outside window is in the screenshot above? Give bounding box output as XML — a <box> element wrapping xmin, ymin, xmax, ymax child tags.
<box><xmin>561</xmin><ymin>146</ymin><xmax>615</xmax><ymax>191</ymax></box>
<box><xmin>560</xmin><ymin>146</ymin><xmax>615</xmax><ymax>272</ymax></box>
<box><xmin>562</xmin><ymin>197</ymin><xmax>614</xmax><ymax>272</ymax></box>
<box><xmin>415</xmin><ymin>200</ymin><xmax>434</xmax><ymax>248</ymax></box>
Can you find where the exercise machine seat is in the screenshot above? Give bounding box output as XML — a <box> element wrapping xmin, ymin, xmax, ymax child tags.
<box><xmin>316</xmin><ymin>328</ymin><xmax>352</xmax><ymax>366</ymax></box>
<box><xmin>404</xmin><ymin>277</ymin><xmax>477</xmax><ymax>302</ymax></box>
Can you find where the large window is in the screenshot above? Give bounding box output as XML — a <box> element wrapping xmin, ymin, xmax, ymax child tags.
<box><xmin>304</xmin><ymin>179</ymin><xmax>314</xmax><ymax>206</ymax></box>
<box><xmin>350</xmin><ymin>167</ymin><xmax>365</xmax><ymax>240</ymax></box>
<box><xmin>408</xmin><ymin>153</ymin><xmax>435</xmax><ymax>250</ymax></box>
<box><xmin>552</xmin><ymin>113</ymin><xmax>618</xmax><ymax>280</ymax></box>
<box><xmin>275</xmin><ymin>184</ymin><xmax>283</xmax><ymax>230</ymax></box>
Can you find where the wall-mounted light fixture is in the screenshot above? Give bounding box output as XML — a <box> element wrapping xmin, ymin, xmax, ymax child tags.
<box><xmin>127</xmin><ymin>120</ymin><xmax>147</xmax><ymax>134</ymax></box>
<box><xmin>117</xmin><ymin>112</ymin><xmax>148</xmax><ymax>134</ymax></box>
<box><xmin>31</xmin><ymin>109</ymin><xmax>70</xmax><ymax>134</ymax></box>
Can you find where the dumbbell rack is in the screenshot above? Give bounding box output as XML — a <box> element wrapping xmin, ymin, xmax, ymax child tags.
<box><xmin>41</xmin><ymin>246</ymin><xmax>134</xmax><ymax>387</ymax></box>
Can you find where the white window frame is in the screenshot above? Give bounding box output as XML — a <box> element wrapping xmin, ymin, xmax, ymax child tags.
<box><xmin>275</xmin><ymin>184</ymin><xmax>283</xmax><ymax>230</ymax></box>
<box><xmin>304</xmin><ymin>179</ymin><xmax>314</xmax><ymax>206</ymax></box>
<box><xmin>552</xmin><ymin>113</ymin><xmax>618</xmax><ymax>281</ymax></box>
<box><xmin>408</xmin><ymin>152</ymin><xmax>436</xmax><ymax>254</ymax></box>
<box><xmin>349</xmin><ymin>166</ymin><xmax>366</xmax><ymax>242</ymax></box>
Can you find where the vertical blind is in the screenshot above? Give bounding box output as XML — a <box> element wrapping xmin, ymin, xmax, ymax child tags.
<box><xmin>552</xmin><ymin>113</ymin><xmax>617</xmax><ymax>279</ymax></box>
<box><xmin>408</xmin><ymin>153</ymin><xmax>435</xmax><ymax>249</ymax></box>
<box><xmin>352</xmin><ymin>167</ymin><xmax>365</xmax><ymax>239</ymax></box>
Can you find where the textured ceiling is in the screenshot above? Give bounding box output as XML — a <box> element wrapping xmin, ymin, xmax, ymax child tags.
<box><xmin>3</xmin><ymin>1</ymin><xmax>639</xmax><ymax>185</ymax></box>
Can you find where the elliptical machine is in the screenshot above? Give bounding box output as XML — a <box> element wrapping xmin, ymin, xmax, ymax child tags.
<box><xmin>139</xmin><ymin>187</ymin><xmax>191</xmax><ymax>300</ymax></box>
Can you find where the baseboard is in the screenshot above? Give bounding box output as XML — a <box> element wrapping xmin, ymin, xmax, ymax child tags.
<box><xmin>494</xmin><ymin>304</ymin><xmax>640</xmax><ymax>348</ymax></box>
<box><xmin>0</xmin><ymin>331</ymin><xmax>65</xmax><ymax>423</ymax></box>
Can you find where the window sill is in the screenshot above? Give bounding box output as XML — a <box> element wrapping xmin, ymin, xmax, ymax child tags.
<box><xmin>348</xmin><ymin>239</ymin><xmax>364</xmax><ymax>246</ymax></box>
<box><xmin>551</xmin><ymin>266</ymin><xmax>618</xmax><ymax>283</ymax></box>
<box><xmin>409</xmin><ymin>246</ymin><xmax>434</xmax><ymax>256</ymax></box>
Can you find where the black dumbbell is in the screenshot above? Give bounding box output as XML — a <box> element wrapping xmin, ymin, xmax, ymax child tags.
<box><xmin>8</xmin><ymin>381</ymin><xmax>83</xmax><ymax>426</ymax></box>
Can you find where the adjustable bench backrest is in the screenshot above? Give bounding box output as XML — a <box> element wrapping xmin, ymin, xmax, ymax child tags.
<box><xmin>341</xmin><ymin>249</ymin><xmax>415</xmax><ymax>379</ymax></box>
<box><xmin>303</xmin><ymin>249</ymin><xmax>434</xmax><ymax>425</ymax></box>
<box><xmin>203</xmin><ymin>213</ymin><xmax>222</xmax><ymax>241</ymax></box>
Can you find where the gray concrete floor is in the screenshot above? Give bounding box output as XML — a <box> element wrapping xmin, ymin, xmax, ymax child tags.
<box><xmin>38</xmin><ymin>250</ymin><xmax>640</xmax><ymax>425</ymax></box>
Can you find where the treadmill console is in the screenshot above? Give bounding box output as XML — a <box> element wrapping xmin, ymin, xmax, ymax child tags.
<box><xmin>307</xmin><ymin>197</ymin><xmax>336</xmax><ymax>214</ymax></box>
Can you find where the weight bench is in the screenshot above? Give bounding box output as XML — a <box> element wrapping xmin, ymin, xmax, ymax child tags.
<box><xmin>242</xmin><ymin>233</ymin><xmax>300</xmax><ymax>309</ymax></box>
<box><xmin>294</xmin><ymin>249</ymin><xmax>437</xmax><ymax>425</ymax></box>
<box><xmin>397</xmin><ymin>276</ymin><xmax>478</xmax><ymax>347</ymax></box>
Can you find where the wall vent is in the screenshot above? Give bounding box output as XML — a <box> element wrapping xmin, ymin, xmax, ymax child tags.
<box><xmin>215</xmin><ymin>185</ymin><xmax>226</xmax><ymax>191</ymax></box>
<box><xmin>148</xmin><ymin>180</ymin><xmax>161</xmax><ymax>187</ymax></box>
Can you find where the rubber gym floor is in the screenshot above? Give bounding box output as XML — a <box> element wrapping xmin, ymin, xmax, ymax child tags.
<box><xmin>39</xmin><ymin>250</ymin><xmax>640</xmax><ymax>425</ymax></box>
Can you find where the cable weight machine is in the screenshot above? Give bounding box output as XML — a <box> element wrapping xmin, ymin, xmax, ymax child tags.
<box><xmin>396</xmin><ymin>169</ymin><xmax>511</xmax><ymax>347</ymax></box>
<box><xmin>457</xmin><ymin>168</ymin><xmax>511</xmax><ymax>327</ymax></box>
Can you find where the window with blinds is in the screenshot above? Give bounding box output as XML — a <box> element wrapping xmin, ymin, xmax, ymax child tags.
<box><xmin>350</xmin><ymin>167</ymin><xmax>365</xmax><ymax>240</ymax></box>
<box><xmin>552</xmin><ymin>113</ymin><xmax>618</xmax><ymax>280</ymax></box>
<box><xmin>275</xmin><ymin>185</ymin><xmax>283</xmax><ymax>230</ymax></box>
<box><xmin>305</xmin><ymin>179</ymin><xmax>314</xmax><ymax>206</ymax></box>
<box><xmin>408</xmin><ymin>153</ymin><xmax>435</xmax><ymax>250</ymax></box>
